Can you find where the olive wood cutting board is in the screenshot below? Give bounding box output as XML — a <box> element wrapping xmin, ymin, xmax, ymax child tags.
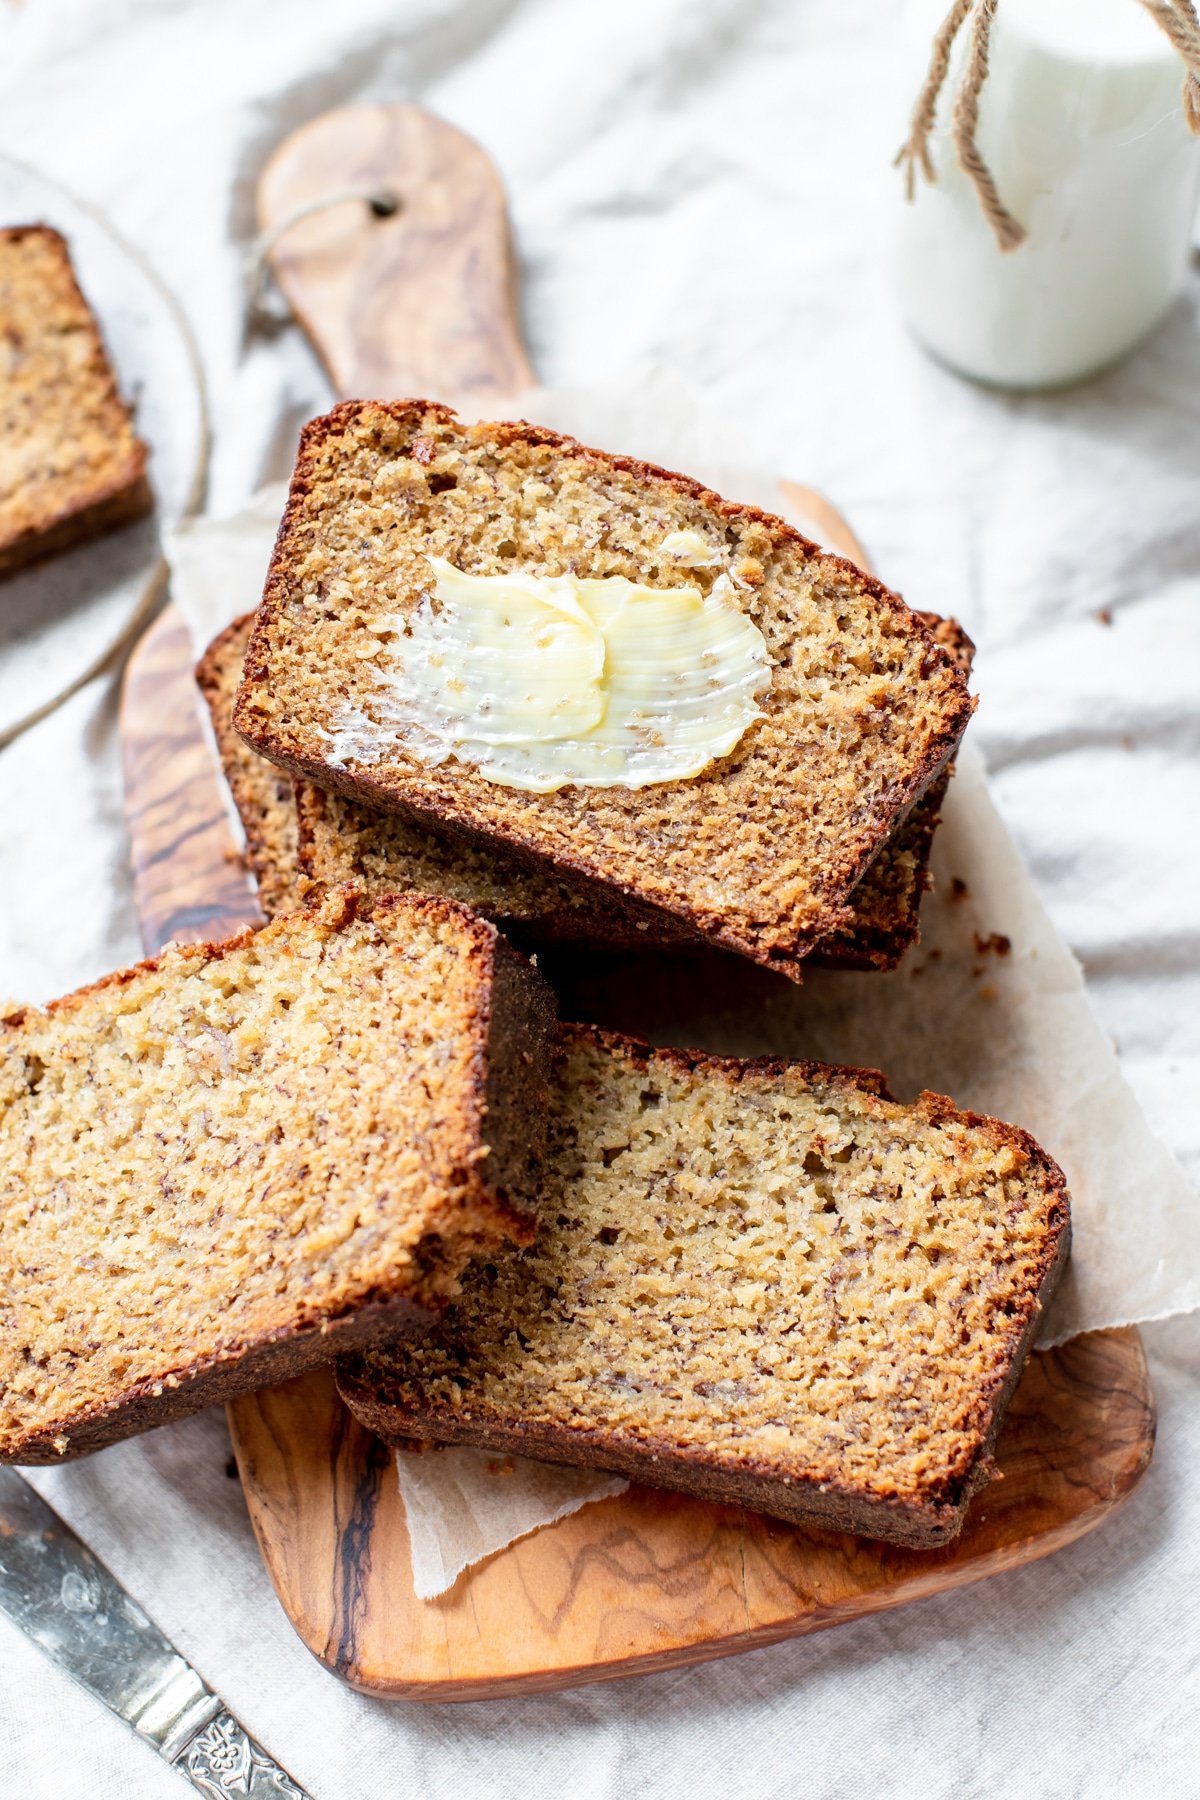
<box><xmin>120</xmin><ymin>104</ymin><xmax>1154</xmax><ymax>1701</ymax></box>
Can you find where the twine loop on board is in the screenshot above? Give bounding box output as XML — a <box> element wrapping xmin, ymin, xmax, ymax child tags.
<box><xmin>895</xmin><ymin>0</ymin><xmax>1200</xmax><ymax>252</ymax></box>
<box><xmin>246</xmin><ymin>186</ymin><xmax>401</xmax><ymax>329</ymax></box>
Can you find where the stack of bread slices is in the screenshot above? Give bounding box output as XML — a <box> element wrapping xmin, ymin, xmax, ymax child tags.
<box><xmin>0</xmin><ymin>402</ymin><xmax>1069</xmax><ymax>1551</ymax></box>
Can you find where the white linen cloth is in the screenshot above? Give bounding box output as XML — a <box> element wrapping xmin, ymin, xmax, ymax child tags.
<box><xmin>1</xmin><ymin>1</ymin><xmax>1198</xmax><ymax>1795</ymax></box>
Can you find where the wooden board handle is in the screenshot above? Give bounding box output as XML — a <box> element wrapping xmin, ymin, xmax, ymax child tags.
<box><xmin>258</xmin><ymin>104</ymin><xmax>534</xmax><ymax>404</ymax></box>
<box><xmin>778</xmin><ymin>479</ymin><xmax>873</xmax><ymax>572</ymax></box>
<box><xmin>256</xmin><ymin>105</ymin><xmax>874</xmax><ymax>570</ymax></box>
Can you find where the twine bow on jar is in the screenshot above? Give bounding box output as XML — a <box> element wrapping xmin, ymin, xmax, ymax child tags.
<box><xmin>895</xmin><ymin>0</ymin><xmax>1200</xmax><ymax>250</ymax></box>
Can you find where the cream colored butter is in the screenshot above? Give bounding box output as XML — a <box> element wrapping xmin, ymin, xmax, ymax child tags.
<box><xmin>328</xmin><ymin>553</ymin><xmax>771</xmax><ymax>792</ymax></box>
<box><xmin>660</xmin><ymin>528</ymin><xmax>722</xmax><ymax>567</ymax></box>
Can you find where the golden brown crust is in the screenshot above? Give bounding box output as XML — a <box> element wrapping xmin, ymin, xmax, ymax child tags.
<box><xmin>815</xmin><ymin>614</ymin><xmax>974</xmax><ymax>968</ymax></box>
<box><xmin>234</xmin><ymin>401</ymin><xmax>976</xmax><ymax>980</ymax></box>
<box><xmin>0</xmin><ymin>225</ymin><xmax>152</xmax><ymax>577</ymax></box>
<box><xmin>11</xmin><ymin>1288</ymin><xmax>433</xmax><ymax>1465</ymax></box>
<box><xmin>337</xmin><ymin>1023</ymin><xmax>1070</xmax><ymax>1550</ymax></box>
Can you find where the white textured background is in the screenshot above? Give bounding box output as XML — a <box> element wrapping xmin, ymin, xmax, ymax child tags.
<box><xmin>0</xmin><ymin>1</ymin><xmax>1197</xmax><ymax>1795</ymax></box>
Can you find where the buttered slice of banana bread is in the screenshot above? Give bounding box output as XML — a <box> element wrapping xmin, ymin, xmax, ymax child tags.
<box><xmin>0</xmin><ymin>887</ymin><xmax>554</xmax><ymax>1464</ymax></box>
<box><xmin>233</xmin><ymin>402</ymin><xmax>975</xmax><ymax>980</ymax></box>
<box><xmin>0</xmin><ymin>225</ymin><xmax>151</xmax><ymax>578</ymax></box>
<box><xmin>337</xmin><ymin>1026</ymin><xmax>1069</xmax><ymax>1549</ymax></box>
<box><xmin>204</xmin><ymin>613</ymin><xmax>970</xmax><ymax>970</ymax></box>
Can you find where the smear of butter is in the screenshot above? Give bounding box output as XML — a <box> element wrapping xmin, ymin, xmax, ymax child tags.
<box><xmin>328</xmin><ymin>554</ymin><xmax>771</xmax><ymax>792</ymax></box>
<box><xmin>660</xmin><ymin>528</ymin><xmax>723</xmax><ymax>567</ymax></box>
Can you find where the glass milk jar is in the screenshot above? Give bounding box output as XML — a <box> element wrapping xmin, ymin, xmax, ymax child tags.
<box><xmin>895</xmin><ymin>0</ymin><xmax>1200</xmax><ymax>388</ymax></box>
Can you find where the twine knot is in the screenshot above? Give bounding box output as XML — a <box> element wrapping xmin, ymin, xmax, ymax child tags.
<box><xmin>896</xmin><ymin>0</ymin><xmax>1200</xmax><ymax>252</ymax></box>
<box><xmin>246</xmin><ymin>186</ymin><xmax>401</xmax><ymax>329</ymax></box>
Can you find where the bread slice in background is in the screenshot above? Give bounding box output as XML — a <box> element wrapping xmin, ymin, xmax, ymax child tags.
<box><xmin>0</xmin><ymin>225</ymin><xmax>151</xmax><ymax>578</ymax></box>
<box><xmin>0</xmin><ymin>887</ymin><xmax>554</xmax><ymax>1464</ymax></box>
<box><xmin>338</xmin><ymin>1024</ymin><xmax>1069</xmax><ymax>1549</ymax></box>
<box><xmin>202</xmin><ymin>610</ymin><xmax>971</xmax><ymax>969</ymax></box>
<box><xmin>233</xmin><ymin>402</ymin><xmax>974</xmax><ymax>981</ymax></box>
<box><xmin>196</xmin><ymin>614</ymin><xmax>305</xmax><ymax>916</ymax></box>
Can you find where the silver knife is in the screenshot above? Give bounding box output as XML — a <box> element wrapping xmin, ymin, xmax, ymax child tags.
<box><xmin>0</xmin><ymin>1467</ymin><xmax>312</xmax><ymax>1798</ymax></box>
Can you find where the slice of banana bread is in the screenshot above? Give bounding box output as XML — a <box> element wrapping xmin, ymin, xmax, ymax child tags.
<box><xmin>204</xmin><ymin>613</ymin><xmax>969</xmax><ymax>969</ymax></box>
<box><xmin>299</xmin><ymin>614</ymin><xmax>975</xmax><ymax>971</ymax></box>
<box><xmin>234</xmin><ymin>402</ymin><xmax>975</xmax><ymax>979</ymax></box>
<box><xmin>0</xmin><ymin>225</ymin><xmax>151</xmax><ymax>578</ymax></box>
<box><xmin>0</xmin><ymin>887</ymin><xmax>554</xmax><ymax>1464</ymax></box>
<box><xmin>338</xmin><ymin>1025</ymin><xmax>1069</xmax><ymax>1549</ymax></box>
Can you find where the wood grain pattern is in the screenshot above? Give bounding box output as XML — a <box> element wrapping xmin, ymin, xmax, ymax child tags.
<box><xmin>258</xmin><ymin>104</ymin><xmax>533</xmax><ymax>402</ymax></box>
<box><xmin>121</xmin><ymin>605</ymin><xmax>262</xmax><ymax>954</ymax></box>
<box><xmin>120</xmin><ymin>102</ymin><xmax>1155</xmax><ymax>1702</ymax></box>
<box><xmin>229</xmin><ymin>1330</ymin><xmax>1152</xmax><ymax>1700</ymax></box>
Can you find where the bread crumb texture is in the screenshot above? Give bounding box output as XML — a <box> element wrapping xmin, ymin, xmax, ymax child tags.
<box><xmin>340</xmin><ymin>1027</ymin><xmax>1069</xmax><ymax>1544</ymax></box>
<box><xmin>0</xmin><ymin>888</ymin><xmax>553</xmax><ymax>1462</ymax></box>
<box><xmin>0</xmin><ymin>225</ymin><xmax>150</xmax><ymax>576</ymax></box>
<box><xmin>235</xmin><ymin>402</ymin><xmax>975</xmax><ymax>976</ymax></box>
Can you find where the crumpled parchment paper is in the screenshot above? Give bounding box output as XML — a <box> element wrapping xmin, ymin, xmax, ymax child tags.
<box><xmin>395</xmin><ymin>1447</ymin><xmax>628</xmax><ymax>1601</ymax></box>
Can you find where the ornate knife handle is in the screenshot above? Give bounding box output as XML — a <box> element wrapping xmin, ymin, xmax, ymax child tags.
<box><xmin>173</xmin><ymin>1708</ymin><xmax>311</xmax><ymax>1799</ymax></box>
<box><xmin>0</xmin><ymin>1470</ymin><xmax>312</xmax><ymax>1800</ymax></box>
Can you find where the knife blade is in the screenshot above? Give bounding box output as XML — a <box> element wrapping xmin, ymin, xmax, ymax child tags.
<box><xmin>0</xmin><ymin>1467</ymin><xmax>311</xmax><ymax>1798</ymax></box>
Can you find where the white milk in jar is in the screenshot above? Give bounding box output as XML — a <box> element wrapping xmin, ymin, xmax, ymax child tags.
<box><xmin>895</xmin><ymin>0</ymin><xmax>1200</xmax><ymax>388</ymax></box>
